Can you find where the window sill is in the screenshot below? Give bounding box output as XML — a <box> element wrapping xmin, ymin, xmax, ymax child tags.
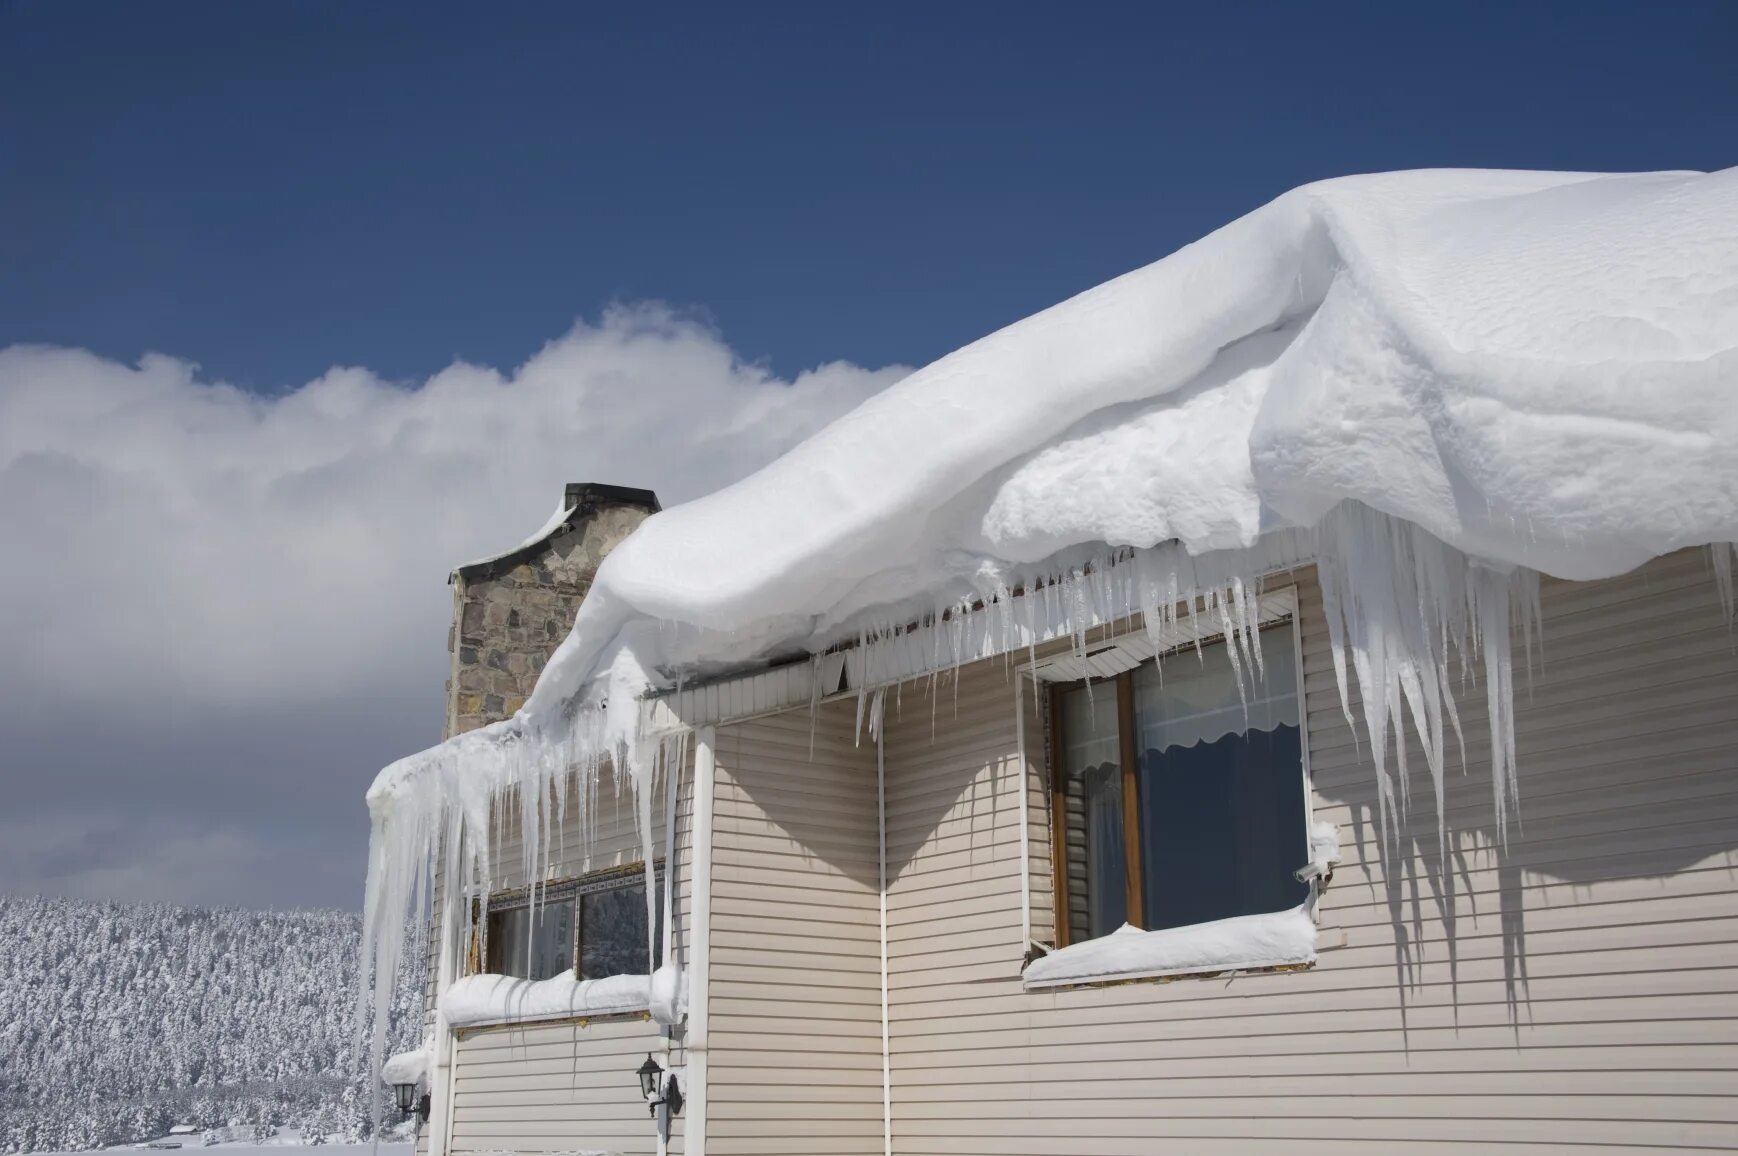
<box><xmin>442</xmin><ymin>971</ymin><xmax>654</xmax><ymax>1029</ymax></box>
<box><xmin>1021</xmin><ymin>905</ymin><xmax>1318</xmax><ymax>991</ymax></box>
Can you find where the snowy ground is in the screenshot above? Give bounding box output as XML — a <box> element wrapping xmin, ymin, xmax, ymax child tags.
<box><xmin>41</xmin><ymin>1139</ymin><xmax>413</xmax><ymax>1156</ymax></box>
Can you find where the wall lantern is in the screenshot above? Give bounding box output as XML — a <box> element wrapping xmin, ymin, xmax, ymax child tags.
<box><xmin>391</xmin><ymin>1081</ymin><xmax>430</xmax><ymax>1123</ymax></box>
<box><xmin>636</xmin><ymin>1053</ymin><xmax>683</xmax><ymax>1119</ymax></box>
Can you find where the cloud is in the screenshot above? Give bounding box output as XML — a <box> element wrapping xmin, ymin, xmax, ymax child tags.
<box><xmin>0</xmin><ymin>304</ymin><xmax>905</xmax><ymax>907</ymax></box>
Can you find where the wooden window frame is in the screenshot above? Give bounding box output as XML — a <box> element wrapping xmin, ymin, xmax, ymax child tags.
<box><xmin>1049</xmin><ymin>674</ymin><xmax>1142</xmax><ymax>949</ymax></box>
<box><xmin>474</xmin><ymin>860</ymin><xmax>663</xmax><ymax>978</ymax></box>
<box><xmin>1046</xmin><ymin>613</ymin><xmax>1307</xmax><ymax>949</ymax></box>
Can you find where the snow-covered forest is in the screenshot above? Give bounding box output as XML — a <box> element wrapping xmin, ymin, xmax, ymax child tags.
<box><xmin>0</xmin><ymin>894</ymin><xmax>422</xmax><ymax>1155</ymax></box>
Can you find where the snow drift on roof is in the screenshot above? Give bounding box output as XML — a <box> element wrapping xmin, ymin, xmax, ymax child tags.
<box><xmin>479</xmin><ymin>168</ymin><xmax>1732</xmax><ymax>718</ymax></box>
<box><xmin>357</xmin><ymin>168</ymin><xmax>1738</xmax><ymax>1103</ymax></box>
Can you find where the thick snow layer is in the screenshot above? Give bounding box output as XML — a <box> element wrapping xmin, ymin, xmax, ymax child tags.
<box><xmin>521</xmin><ymin>167</ymin><xmax>1735</xmax><ymax>693</ymax></box>
<box><xmin>439</xmin><ymin>972</ymin><xmax>658</xmax><ymax>1029</ymax></box>
<box><xmin>358</xmin><ymin>167</ymin><xmax>1738</xmax><ymax>1097</ymax></box>
<box><xmin>379</xmin><ymin>1046</ymin><xmax>429</xmax><ymax>1087</ymax></box>
<box><xmin>1024</xmin><ymin>905</ymin><xmax>1318</xmax><ymax>987</ymax></box>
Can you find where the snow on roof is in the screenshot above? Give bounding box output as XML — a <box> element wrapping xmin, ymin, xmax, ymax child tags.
<box><xmin>357</xmin><ymin>167</ymin><xmax>1737</xmax><ymax>1088</ymax></box>
<box><xmin>507</xmin><ymin>167</ymin><xmax>1735</xmax><ymax>714</ymax></box>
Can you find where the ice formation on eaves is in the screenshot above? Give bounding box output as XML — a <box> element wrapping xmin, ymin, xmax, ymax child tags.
<box><xmin>357</xmin><ymin>167</ymin><xmax>1738</xmax><ymax>1092</ymax></box>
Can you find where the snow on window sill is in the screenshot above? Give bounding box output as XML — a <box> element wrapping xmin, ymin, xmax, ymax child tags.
<box><xmin>441</xmin><ymin>962</ymin><xmax>687</xmax><ymax>1029</ymax></box>
<box><xmin>1022</xmin><ymin>905</ymin><xmax>1318</xmax><ymax>990</ymax></box>
<box><xmin>441</xmin><ymin>972</ymin><xmax>653</xmax><ymax>1029</ymax></box>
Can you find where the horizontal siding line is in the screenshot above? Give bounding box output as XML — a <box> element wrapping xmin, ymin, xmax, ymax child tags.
<box><xmin>704</xmin><ymin>986</ymin><xmax>882</xmax><ymax>1005</ymax></box>
<box><xmin>887</xmin><ymin>1086</ymin><xmax>1738</xmax><ymax>1104</ymax></box>
<box><xmin>1303</xmin><ymin>634</ymin><xmax>1738</xmax><ymax>706</ymax></box>
<box><xmin>1305</xmin><ymin>713</ymin><xmax>1738</xmax><ymax>781</ymax></box>
<box><xmin>1316</xmin><ymin>843</ymin><xmax>1738</xmax><ymax>893</ymax></box>
<box><xmin>1305</xmin><ymin>715</ymin><xmax>1738</xmax><ymax>785</ymax></box>
<box><xmin>1308</xmin><ymin>720</ymin><xmax>1738</xmax><ymax>784</ymax></box>
<box><xmin>886</xmin><ymin>986</ymin><xmax>1738</xmax><ymax>1032</ymax></box>
<box><xmin>1318</xmin><ymin>885</ymin><xmax>1738</xmax><ymax>933</ymax></box>
<box><xmin>885</xmin><ymin>811</ymin><xmax>1044</xmax><ymax>844</ymax></box>
<box><xmin>710</xmin><ymin>841</ymin><xmax>881</xmax><ymax>867</ymax></box>
<box><xmin>712</xmin><ymin>789</ymin><xmax>873</xmax><ymax>821</ymax></box>
<box><xmin>887</xmin><ymin>953</ymin><xmax>1738</xmax><ymax>1010</ymax></box>
<box><xmin>890</xmin><ymin>927</ymin><xmax>1738</xmax><ymax>989</ymax></box>
<box><xmin>888</xmin><ymin>1055</ymin><xmax>1738</xmax><ymax>1080</ymax></box>
<box><xmin>708</xmin><ymin>918</ymin><xmax>883</xmax><ymax>948</ymax></box>
<box><xmin>710</xmin><ymin>869</ymin><xmax>866</xmax><ymax>894</ymax></box>
<box><xmin>711</xmin><ymin>898</ymin><xmax>882</xmax><ymax>923</ymax></box>
<box><xmin>709</xmin><ymin>967</ymin><xmax>884</xmax><ymax>989</ymax></box>
<box><xmin>710</xmin><ymin>896</ymin><xmax>880</xmax><ymax>920</ymax></box>
<box><xmin>715</xmin><ymin>743</ymin><xmax>878</xmax><ymax>772</ymax></box>
<box><xmin>1300</xmin><ymin>804</ymin><xmax>1738</xmax><ymax>860</ymax></box>
<box><xmin>708</xmin><ymin>1017</ymin><xmax>884</xmax><ymax>1036</ymax></box>
<box><xmin>1305</xmin><ymin>695</ymin><xmax>1738</xmax><ymax>769</ymax></box>
<box><xmin>1310</xmin><ymin>769</ymin><xmax>1738</xmax><ymax>830</ymax></box>
<box><xmin>887</xmin><ymin>1025</ymin><xmax>1738</xmax><ymax>1061</ymax></box>
<box><xmin>1299</xmin><ymin>601</ymin><xmax>1733</xmax><ymax>685</ymax></box>
<box><xmin>706</xmin><ymin>1073</ymin><xmax>884</xmax><ymax>1088</ymax></box>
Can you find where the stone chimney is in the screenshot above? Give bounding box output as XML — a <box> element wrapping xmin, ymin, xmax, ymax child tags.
<box><xmin>443</xmin><ymin>483</ymin><xmax>660</xmax><ymax>739</ymax></box>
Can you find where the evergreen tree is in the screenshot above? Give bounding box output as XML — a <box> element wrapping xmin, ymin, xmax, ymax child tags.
<box><xmin>0</xmin><ymin>895</ymin><xmax>422</xmax><ymax>1154</ymax></box>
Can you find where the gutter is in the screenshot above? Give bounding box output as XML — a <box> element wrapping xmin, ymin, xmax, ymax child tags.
<box><xmin>877</xmin><ymin>737</ymin><xmax>893</xmax><ymax>1156</ymax></box>
<box><xmin>684</xmin><ymin>726</ymin><xmax>718</xmax><ymax>1154</ymax></box>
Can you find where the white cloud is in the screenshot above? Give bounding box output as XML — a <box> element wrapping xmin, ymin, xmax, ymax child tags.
<box><xmin>0</xmin><ymin>304</ymin><xmax>905</xmax><ymax>906</ymax></box>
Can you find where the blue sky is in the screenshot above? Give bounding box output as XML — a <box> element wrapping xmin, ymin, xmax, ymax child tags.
<box><xmin>3</xmin><ymin>1</ymin><xmax>1733</xmax><ymax>391</ymax></box>
<box><xmin>1</xmin><ymin>1</ymin><xmax>1733</xmax><ymax>909</ymax></box>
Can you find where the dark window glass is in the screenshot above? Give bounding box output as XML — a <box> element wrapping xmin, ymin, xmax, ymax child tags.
<box><xmin>1134</xmin><ymin>626</ymin><xmax>1307</xmax><ymax>929</ymax></box>
<box><xmin>482</xmin><ymin>868</ymin><xmax>665</xmax><ymax>981</ymax></box>
<box><xmin>1060</xmin><ymin>686</ymin><xmax>1126</xmax><ymax>939</ymax></box>
<box><xmin>578</xmin><ymin>881</ymin><xmax>662</xmax><ymax>979</ymax></box>
<box><xmin>486</xmin><ymin>896</ymin><xmax>575</xmax><ymax>980</ymax></box>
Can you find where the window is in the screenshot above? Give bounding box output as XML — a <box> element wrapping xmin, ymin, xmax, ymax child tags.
<box><xmin>1050</xmin><ymin>621</ymin><xmax>1308</xmax><ymax>946</ymax></box>
<box><xmin>481</xmin><ymin>864</ymin><xmax>665</xmax><ymax>980</ymax></box>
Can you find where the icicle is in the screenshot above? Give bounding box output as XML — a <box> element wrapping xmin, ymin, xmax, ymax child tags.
<box><xmin>357</xmin><ymin>501</ymin><xmax>1669</xmax><ymax>1138</ymax></box>
<box><xmin>1311</xmin><ymin>502</ymin><xmax>1546</xmax><ymax>864</ymax></box>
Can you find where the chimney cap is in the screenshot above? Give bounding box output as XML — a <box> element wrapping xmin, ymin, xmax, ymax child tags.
<box><xmin>451</xmin><ymin>482</ymin><xmax>661</xmax><ymax>583</ymax></box>
<box><xmin>562</xmin><ymin>482</ymin><xmax>661</xmax><ymax>515</ymax></box>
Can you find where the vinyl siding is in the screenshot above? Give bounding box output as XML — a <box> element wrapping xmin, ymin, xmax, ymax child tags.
<box><xmin>443</xmin><ymin>760</ymin><xmax>691</xmax><ymax>1156</ymax></box>
<box><xmin>882</xmin><ymin>552</ymin><xmax>1738</xmax><ymax>1154</ymax></box>
<box><xmin>448</xmin><ymin>1014</ymin><xmax>665</xmax><ymax>1155</ymax></box>
<box><xmin>706</xmin><ymin>701</ymin><xmax>885</xmax><ymax>1155</ymax></box>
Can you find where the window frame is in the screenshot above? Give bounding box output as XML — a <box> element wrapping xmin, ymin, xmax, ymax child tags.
<box><xmin>1044</xmin><ymin>598</ymin><xmax>1312</xmax><ymax>950</ymax></box>
<box><xmin>474</xmin><ymin>860</ymin><xmax>665</xmax><ymax>979</ymax></box>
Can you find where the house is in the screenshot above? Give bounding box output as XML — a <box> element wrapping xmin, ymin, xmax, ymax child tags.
<box><xmin>367</xmin><ymin>167</ymin><xmax>1738</xmax><ymax>1156</ymax></box>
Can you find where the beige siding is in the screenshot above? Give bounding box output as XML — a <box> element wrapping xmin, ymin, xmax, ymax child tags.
<box><xmin>448</xmin><ymin>1014</ymin><xmax>664</xmax><ymax>1155</ymax></box>
<box><xmin>707</xmin><ymin>701</ymin><xmax>885</xmax><ymax>1154</ymax></box>
<box><xmin>443</xmin><ymin>758</ymin><xmax>691</xmax><ymax>1156</ymax></box>
<box><xmin>882</xmin><ymin>552</ymin><xmax>1738</xmax><ymax>1154</ymax></box>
